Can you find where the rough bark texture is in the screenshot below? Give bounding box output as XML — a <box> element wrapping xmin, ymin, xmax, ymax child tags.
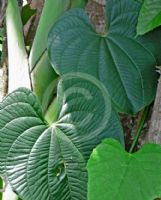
<box><xmin>85</xmin><ymin>0</ymin><xmax>107</xmax><ymax>34</ymax></box>
<box><xmin>0</xmin><ymin>25</ymin><xmax>8</xmax><ymax>101</ymax></box>
<box><xmin>145</xmin><ymin>74</ymin><xmax>161</xmax><ymax>144</ymax></box>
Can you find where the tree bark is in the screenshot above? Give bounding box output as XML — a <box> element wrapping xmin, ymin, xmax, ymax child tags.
<box><xmin>85</xmin><ymin>0</ymin><xmax>106</xmax><ymax>34</ymax></box>
<box><xmin>0</xmin><ymin>25</ymin><xmax>8</xmax><ymax>101</ymax></box>
<box><xmin>145</xmin><ymin>73</ymin><xmax>161</xmax><ymax>144</ymax></box>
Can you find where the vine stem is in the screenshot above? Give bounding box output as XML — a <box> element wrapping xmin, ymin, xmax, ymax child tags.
<box><xmin>129</xmin><ymin>106</ymin><xmax>150</xmax><ymax>153</ymax></box>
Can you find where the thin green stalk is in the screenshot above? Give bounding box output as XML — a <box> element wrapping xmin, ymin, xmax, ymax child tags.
<box><xmin>129</xmin><ymin>106</ymin><xmax>150</xmax><ymax>153</ymax></box>
<box><xmin>0</xmin><ymin>178</ymin><xmax>2</xmax><ymax>200</ymax></box>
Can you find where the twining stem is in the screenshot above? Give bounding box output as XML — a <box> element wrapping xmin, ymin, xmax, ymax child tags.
<box><xmin>129</xmin><ymin>106</ymin><xmax>150</xmax><ymax>153</ymax></box>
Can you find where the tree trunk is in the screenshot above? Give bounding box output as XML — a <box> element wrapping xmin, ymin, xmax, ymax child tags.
<box><xmin>0</xmin><ymin>27</ymin><xmax>8</xmax><ymax>101</ymax></box>
<box><xmin>85</xmin><ymin>0</ymin><xmax>106</xmax><ymax>34</ymax></box>
<box><xmin>145</xmin><ymin>73</ymin><xmax>161</xmax><ymax>144</ymax></box>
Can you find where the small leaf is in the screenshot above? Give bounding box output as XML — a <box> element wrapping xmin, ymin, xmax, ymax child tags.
<box><xmin>48</xmin><ymin>0</ymin><xmax>161</xmax><ymax>114</ymax></box>
<box><xmin>137</xmin><ymin>0</ymin><xmax>161</xmax><ymax>35</ymax></box>
<box><xmin>0</xmin><ymin>74</ymin><xmax>124</xmax><ymax>200</ymax></box>
<box><xmin>88</xmin><ymin>139</ymin><xmax>161</xmax><ymax>200</ymax></box>
<box><xmin>21</xmin><ymin>4</ymin><xmax>36</xmax><ymax>25</ymax></box>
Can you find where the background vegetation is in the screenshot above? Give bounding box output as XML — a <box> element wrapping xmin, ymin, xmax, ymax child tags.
<box><xmin>0</xmin><ymin>0</ymin><xmax>161</xmax><ymax>199</ymax></box>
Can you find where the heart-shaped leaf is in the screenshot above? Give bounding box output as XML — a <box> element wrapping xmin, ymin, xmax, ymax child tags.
<box><xmin>137</xmin><ymin>0</ymin><xmax>161</xmax><ymax>35</ymax></box>
<box><xmin>88</xmin><ymin>139</ymin><xmax>161</xmax><ymax>200</ymax></box>
<box><xmin>0</xmin><ymin>74</ymin><xmax>123</xmax><ymax>200</ymax></box>
<box><xmin>48</xmin><ymin>0</ymin><xmax>161</xmax><ymax>114</ymax></box>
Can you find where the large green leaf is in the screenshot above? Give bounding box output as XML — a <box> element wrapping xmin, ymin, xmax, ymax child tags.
<box><xmin>30</xmin><ymin>0</ymin><xmax>87</xmax><ymax>118</ymax></box>
<box><xmin>137</xmin><ymin>0</ymin><xmax>161</xmax><ymax>35</ymax></box>
<box><xmin>29</xmin><ymin>0</ymin><xmax>87</xmax><ymax>70</ymax></box>
<box><xmin>88</xmin><ymin>139</ymin><xmax>161</xmax><ymax>200</ymax></box>
<box><xmin>0</xmin><ymin>74</ymin><xmax>123</xmax><ymax>200</ymax></box>
<box><xmin>48</xmin><ymin>0</ymin><xmax>161</xmax><ymax>114</ymax></box>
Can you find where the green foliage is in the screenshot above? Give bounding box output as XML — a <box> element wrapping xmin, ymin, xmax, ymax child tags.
<box><xmin>29</xmin><ymin>0</ymin><xmax>71</xmax><ymax>69</ymax></box>
<box><xmin>137</xmin><ymin>0</ymin><xmax>161</xmax><ymax>35</ymax></box>
<box><xmin>0</xmin><ymin>74</ymin><xmax>123</xmax><ymax>200</ymax></box>
<box><xmin>1</xmin><ymin>0</ymin><xmax>161</xmax><ymax>199</ymax></box>
<box><xmin>70</xmin><ymin>0</ymin><xmax>87</xmax><ymax>8</ymax></box>
<box><xmin>88</xmin><ymin>139</ymin><xmax>161</xmax><ymax>200</ymax></box>
<box><xmin>31</xmin><ymin>51</ymin><xmax>58</xmax><ymax>114</ymax></box>
<box><xmin>0</xmin><ymin>179</ymin><xmax>2</xmax><ymax>199</ymax></box>
<box><xmin>21</xmin><ymin>4</ymin><xmax>36</xmax><ymax>25</ymax></box>
<box><xmin>29</xmin><ymin>0</ymin><xmax>87</xmax><ymax>70</ymax></box>
<box><xmin>135</xmin><ymin>0</ymin><xmax>144</xmax><ymax>2</ymax></box>
<box><xmin>29</xmin><ymin>0</ymin><xmax>87</xmax><ymax>117</ymax></box>
<box><xmin>48</xmin><ymin>0</ymin><xmax>161</xmax><ymax>114</ymax></box>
